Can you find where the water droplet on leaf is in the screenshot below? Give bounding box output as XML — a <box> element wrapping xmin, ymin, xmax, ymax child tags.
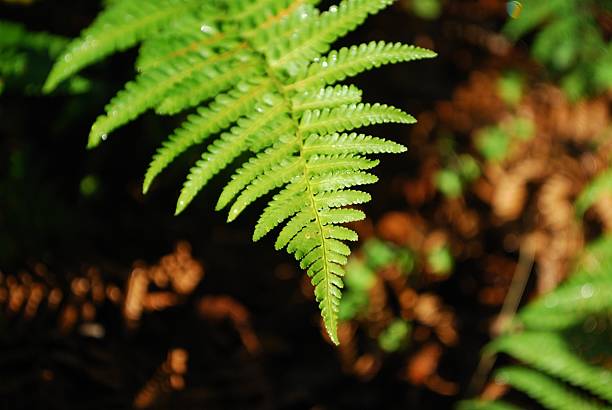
<box><xmin>580</xmin><ymin>284</ymin><xmax>594</xmax><ymax>298</ymax></box>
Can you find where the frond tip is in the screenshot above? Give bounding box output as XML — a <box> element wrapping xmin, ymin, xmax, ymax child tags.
<box><xmin>47</xmin><ymin>0</ymin><xmax>435</xmax><ymax>344</ymax></box>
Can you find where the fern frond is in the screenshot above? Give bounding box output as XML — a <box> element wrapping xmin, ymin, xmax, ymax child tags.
<box><xmin>246</xmin><ymin>2</ymin><xmax>320</xmax><ymax>45</ymax></box>
<box><xmin>216</xmin><ymin>137</ymin><xmax>300</xmax><ymax>210</ymax></box>
<box><xmin>304</xmin><ymin>133</ymin><xmax>407</xmax><ymax>155</ymax></box>
<box><xmin>253</xmin><ymin>180</ymin><xmax>309</xmax><ymax>241</ymax></box>
<box><xmin>155</xmin><ymin>61</ymin><xmax>261</xmax><ymax>115</ymax></box>
<box><xmin>495</xmin><ymin>366</ymin><xmax>607</xmax><ymax>410</ymax></box>
<box><xmin>48</xmin><ymin>0</ymin><xmax>434</xmax><ymax>343</ymax></box>
<box><xmin>143</xmin><ymin>79</ymin><xmax>273</xmax><ymax>193</ymax></box>
<box><xmin>136</xmin><ymin>31</ymin><xmax>205</xmax><ymax>72</ymax></box>
<box><xmin>299</xmin><ymin>103</ymin><xmax>415</xmax><ymax>135</ymax></box>
<box><xmin>309</xmin><ymin>170</ymin><xmax>379</xmax><ymax>193</ymax></box>
<box><xmin>287</xmin><ymin>41</ymin><xmax>436</xmax><ymax>92</ymax></box>
<box><xmin>489</xmin><ymin>331</ymin><xmax>612</xmax><ymax>402</ymax></box>
<box><xmin>44</xmin><ymin>0</ymin><xmax>205</xmax><ymax>92</ymax></box>
<box><xmin>89</xmin><ymin>45</ymin><xmax>250</xmax><ymax>146</ymax></box>
<box><xmin>268</xmin><ymin>0</ymin><xmax>393</xmax><ymax>73</ymax></box>
<box><xmin>511</xmin><ymin>233</ymin><xmax>612</xmax><ymax>330</ymax></box>
<box><xmin>227</xmin><ymin>157</ymin><xmax>303</xmax><ymax>221</ymax></box>
<box><xmin>175</xmin><ymin>94</ymin><xmax>290</xmax><ymax>214</ymax></box>
<box><xmin>518</xmin><ymin>274</ymin><xmax>612</xmax><ymax>330</ymax></box>
<box><xmin>228</xmin><ymin>0</ymin><xmax>316</xmax><ymax>30</ymax></box>
<box><xmin>136</xmin><ymin>23</ymin><xmax>229</xmax><ymax>73</ymax></box>
<box><xmin>292</xmin><ymin>85</ymin><xmax>363</xmax><ymax>112</ymax></box>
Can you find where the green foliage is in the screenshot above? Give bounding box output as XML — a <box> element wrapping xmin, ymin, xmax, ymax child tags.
<box><xmin>44</xmin><ymin>0</ymin><xmax>435</xmax><ymax>344</ymax></box>
<box><xmin>378</xmin><ymin>319</ymin><xmax>411</xmax><ymax>352</ymax></box>
<box><xmin>436</xmin><ymin>135</ymin><xmax>481</xmax><ymax>198</ymax></box>
<box><xmin>79</xmin><ymin>174</ymin><xmax>100</xmax><ymax>197</ymax></box>
<box><xmin>435</xmin><ymin>153</ymin><xmax>480</xmax><ymax>199</ymax></box>
<box><xmin>504</xmin><ymin>0</ymin><xmax>612</xmax><ymax>99</ymax></box>
<box><xmin>459</xmin><ymin>235</ymin><xmax>612</xmax><ymax>410</ymax></box>
<box><xmin>488</xmin><ymin>332</ymin><xmax>612</xmax><ymax>403</ymax></box>
<box><xmin>496</xmin><ymin>366</ymin><xmax>609</xmax><ymax>410</ymax></box>
<box><xmin>0</xmin><ymin>20</ymin><xmax>89</xmax><ymax>94</ymax></box>
<box><xmin>427</xmin><ymin>244</ymin><xmax>453</xmax><ymax>275</ymax></box>
<box><xmin>435</xmin><ymin>169</ymin><xmax>463</xmax><ymax>198</ymax></box>
<box><xmin>575</xmin><ymin>169</ymin><xmax>612</xmax><ymax>218</ymax></box>
<box><xmin>475</xmin><ymin>117</ymin><xmax>534</xmax><ymax>162</ymax></box>
<box><xmin>339</xmin><ymin>239</ymin><xmax>415</xmax><ymax>321</ymax></box>
<box><xmin>497</xmin><ymin>71</ymin><xmax>524</xmax><ymax>107</ymax></box>
<box><xmin>517</xmin><ymin>238</ymin><xmax>612</xmax><ymax>330</ymax></box>
<box><xmin>339</xmin><ymin>259</ymin><xmax>377</xmax><ymax>321</ymax></box>
<box><xmin>405</xmin><ymin>0</ymin><xmax>442</xmax><ymax>20</ymax></box>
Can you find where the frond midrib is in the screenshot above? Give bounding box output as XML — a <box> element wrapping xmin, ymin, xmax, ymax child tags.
<box><xmin>250</xmin><ymin>37</ymin><xmax>340</xmax><ymax>344</ymax></box>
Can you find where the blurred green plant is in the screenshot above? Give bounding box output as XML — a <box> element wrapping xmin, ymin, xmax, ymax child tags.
<box><xmin>575</xmin><ymin>169</ymin><xmax>612</xmax><ymax>218</ymax></box>
<box><xmin>504</xmin><ymin>0</ymin><xmax>612</xmax><ymax>99</ymax></box>
<box><xmin>496</xmin><ymin>71</ymin><xmax>524</xmax><ymax>107</ymax></box>
<box><xmin>340</xmin><ymin>238</ymin><xmax>415</xmax><ymax>321</ymax></box>
<box><xmin>339</xmin><ymin>259</ymin><xmax>377</xmax><ymax>321</ymax></box>
<box><xmin>459</xmin><ymin>241</ymin><xmax>612</xmax><ymax>409</ymax></box>
<box><xmin>0</xmin><ymin>21</ymin><xmax>90</xmax><ymax>95</ymax></box>
<box><xmin>79</xmin><ymin>174</ymin><xmax>100</xmax><ymax>198</ymax></box>
<box><xmin>435</xmin><ymin>134</ymin><xmax>481</xmax><ymax>198</ymax></box>
<box><xmin>404</xmin><ymin>0</ymin><xmax>442</xmax><ymax>20</ymax></box>
<box><xmin>427</xmin><ymin>244</ymin><xmax>453</xmax><ymax>275</ymax></box>
<box><xmin>378</xmin><ymin>319</ymin><xmax>412</xmax><ymax>352</ymax></box>
<box><xmin>436</xmin><ymin>154</ymin><xmax>480</xmax><ymax>198</ymax></box>
<box><xmin>475</xmin><ymin>116</ymin><xmax>534</xmax><ymax>162</ymax></box>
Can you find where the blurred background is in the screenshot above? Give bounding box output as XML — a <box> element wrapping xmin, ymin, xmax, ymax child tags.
<box><xmin>0</xmin><ymin>0</ymin><xmax>611</xmax><ymax>409</ymax></box>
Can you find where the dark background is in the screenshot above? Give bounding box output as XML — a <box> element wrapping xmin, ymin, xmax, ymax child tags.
<box><xmin>0</xmin><ymin>1</ymin><xmax>560</xmax><ymax>409</ymax></box>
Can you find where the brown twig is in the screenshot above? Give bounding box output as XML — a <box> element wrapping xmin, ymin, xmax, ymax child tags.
<box><xmin>467</xmin><ymin>241</ymin><xmax>535</xmax><ymax>396</ymax></box>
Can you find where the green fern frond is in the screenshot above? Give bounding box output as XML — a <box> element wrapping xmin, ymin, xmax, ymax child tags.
<box><xmin>303</xmin><ymin>133</ymin><xmax>407</xmax><ymax>155</ymax></box>
<box><xmin>155</xmin><ymin>58</ymin><xmax>262</xmax><ymax>115</ymax></box>
<box><xmin>43</xmin><ymin>0</ymin><xmax>206</xmax><ymax>92</ymax></box>
<box><xmin>287</xmin><ymin>41</ymin><xmax>437</xmax><ymax>91</ymax></box>
<box><xmin>89</xmin><ymin>45</ymin><xmax>252</xmax><ymax>145</ymax></box>
<box><xmin>268</xmin><ymin>0</ymin><xmax>393</xmax><ymax>74</ymax></box>
<box><xmin>489</xmin><ymin>331</ymin><xmax>612</xmax><ymax>402</ymax></box>
<box><xmin>46</xmin><ymin>0</ymin><xmax>435</xmax><ymax>343</ymax></box>
<box><xmin>143</xmin><ymin>79</ymin><xmax>273</xmax><ymax>193</ymax></box>
<box><xmin>227</xmin><ymin>157</ymin><xmax>303</xmax><ymax>221</ymax></box>
<box><xmin>246</xmin><ymin>1</ymin><xmax>321</xmax><ymax>45</ymax></box>
<box><xmin>517</xmin><ymin>236</ymin><xmax>612</xmax><ymax>330</ymax></box>
<box><xmin>176</xmin><ymin>94</ymin><xmax>290</xmax><ymax>214</ymax></box>
<box><xmin>135</xmin><ymin>19</ymin><xmax>228</xmax><ymax>73</ymax></box>
<box><xmin>495</xmin><ymin>366</ymin><xmax>608</xmax><ymax>410</ymax></box>
<box><xmin>216</xmin><ymin>137</ymin><xmax>300</xmax><ymax>210</ymax></box>
<box><xmin>299</xmin><ymin>103</ymin><xmax>415</xmax><ymax>135</ymax></box>
<box><xmin>517</xmin><ymin>274</ymin><xmax>612</xmax><ymax>330</ymax></box>
<box><xmin>461</xmin><ymin>231</ymin><xmax>612</xmax><ymax>410</ymax></box>
<box><xmin>292</xmin><ymin>84</ymin><xmax>363</xmax><ymax>112</ymax></box>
